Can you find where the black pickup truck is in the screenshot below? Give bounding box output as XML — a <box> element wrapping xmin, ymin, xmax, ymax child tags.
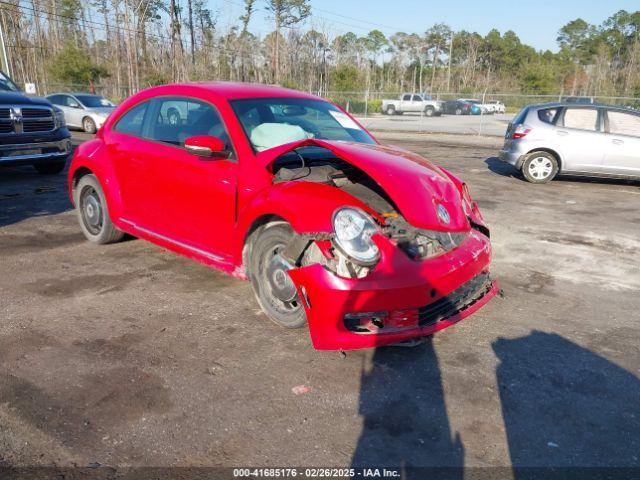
<box><xmin>0</xmin><ymin>72</ymin><xmax>71</xmax><ymax>174</ymax></box>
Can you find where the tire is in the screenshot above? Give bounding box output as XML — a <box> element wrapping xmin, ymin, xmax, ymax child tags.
<box><xmin>424</xmin><ymin>106</ymin><xmax>435</xmax><ymax>117</ymax></box>
<box><xmin>385</xmin><ymin>105</ymin><xmax>396</xmax><ymax>115</ymax></box>
<box><xmin>455</xmin><ymin>108</ymin><xmax>462</xmax><ymax>115</ymax></box>
<box><xmin>247</xmin><ymin>222</ymin><xmax>307</xmax><ymax>329</ymax></box>
<box><xmin>74</xmin><ymin>174</ymin><xmax>124</xmax><ymax>244</ymax></box>
<box><xmin>34</xmin><ymin>160</ymin><xmax>66</xmax><ymax>175</ymax></box>
<box><xmin>521</xmin><ymin>152</ymin><xmax>559</xmax><ymax>184</ymax></box>
<box><xmin>82</xmin><ymin>116</ymin><xmax>97</xmax><ymax>134</ymax></box>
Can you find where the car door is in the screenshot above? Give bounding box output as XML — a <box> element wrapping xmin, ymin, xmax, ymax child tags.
<box><xmin>123</xmin><ymin>96</ymin><xmax>238</xmax><ymax>258</ymax></box>
<box><xmin>50</xmin><ymin>95</ymin><xmax>76</xmax><ymax>127</ymax></box>
<box><xmin>602</xmin><ymin>109</ymin><xmax>640</xmax><ymax>177</ymax></box>
<box><xmin>555</xmin><ymin>107</ymin><xmax>606</xmax><ymax>173</ymax></box>
<box><xmin>411</xmin><ymin>95</ymin><xmax>423</xmax><ymax>113</ymax></box>
<box><xmin>399</xmin><ymin>94</ymin><xmax>411</xmax><ymax>112</ymax></box>
<box><xmin>64</xmin><ymin>95</ymin><xmax>84</xmax><ymax>127</ymax></box>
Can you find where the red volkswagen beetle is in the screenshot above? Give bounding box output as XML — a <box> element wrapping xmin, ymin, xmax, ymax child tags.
<box><xmin>68</xmin><ymin>83</ymin><xmax>497</xmax><ymax>350</ymax></box>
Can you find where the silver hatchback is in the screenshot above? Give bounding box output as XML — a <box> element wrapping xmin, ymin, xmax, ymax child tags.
<box><xmin>499</xmin><ymin>103</ymin><xmax>640</xmax><ymax>183</ymax></box>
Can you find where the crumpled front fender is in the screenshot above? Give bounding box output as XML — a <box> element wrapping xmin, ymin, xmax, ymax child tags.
<box><xmin>233</xmin><ymin>180</ymin><xmax>378</xmax><ymax>264</ymax></box>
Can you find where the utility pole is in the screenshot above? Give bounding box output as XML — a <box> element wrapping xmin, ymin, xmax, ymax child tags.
<box><xmin>446</xmin><ymin>33</ymin><xmax>453</xmax><ymax>93</ymax></box>
<box><xmin>0</xmin><ymin>10</ymin><xmax>12</xmax><ymax>77</ymax></box>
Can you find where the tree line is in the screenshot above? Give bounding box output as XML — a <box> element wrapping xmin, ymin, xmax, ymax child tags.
<box><xmin>0</xmin><ymin>0</ymin><xmax>638</xmax><ymax>101</ymax></box>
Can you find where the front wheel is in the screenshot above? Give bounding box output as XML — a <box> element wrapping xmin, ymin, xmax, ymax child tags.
<box><xmin>247</xmin><ymin>222</ymin><xmax>306</xmax><ymax>329</ymax></box>
<box><xmin>455</xmin><ymin>108</ymin><xmax>462</xmax><ymax>115</ymax></box>
<box><xmin>83</xmin><ymin>116</ymin><xmax>97</xmax><ymax>134</ymax></box>
<box><xmin>521</xmin><ymin>152</ymin><xmax>559</xmax><ymax>184</ymax></box>
<box><xmin>74</xmin><ymin>174</ymin><xmax>124</xmax><ymax>244</ymax></box>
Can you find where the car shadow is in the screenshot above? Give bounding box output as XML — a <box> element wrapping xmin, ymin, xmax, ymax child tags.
<box><xmin>485</xmin><ymin>156</ymin><xmax>520</xmax><ymax>178</ymax></box>
<box><xmin>350</xmin><ymin>338</ymin><xmax>464</xmax><ymax>479</ymax></box>
<box><xmin>494</xmin><ymin>330</ymin><xmax>640</xmax><ymax>477</ymax></box>
<box><xmin>0</xmin><ymin>165</ymin><xmax>73</xmax><ymax>228</ymax></box>
<box><xmin>485</xmin><ymin>156</ymin><xmax>640</xmax><ymax>187</ymax></box>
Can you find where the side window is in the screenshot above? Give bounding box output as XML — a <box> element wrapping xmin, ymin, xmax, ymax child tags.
<box><xmin>113</xmin><ymin>101</ymin><xmax>149</xmax><ymax>136</ymax></box>
<box><xmin>402</xmin><ymin>94</ymin><xmax>411</xmax><ymax>101</ymax></box>
<box><xmin>64</xmin><ymin>96</ymin><xmax>79</xmax><ymax>107</ymax></box>
<box><xmin>412</xmin><ymin>95</ymin><xmax>422</xmax><ymax>101</ymax></box>
<box><xmin>148</xmin><ymin>97</ymin><xmax>229</xmax><ymax>148</ymax></box>
<box><xmin>538</xmin><ymin>108</ymin><xmax>559</xmax><ymax>125</ymax></box>
<box><xmin>48</xmin><ymin>95</ymin><xmax>63</xmax><ymax>106</ymax></box>
<box><xmin>607</xmin><ymin>111</ymin><xmax>640</xmax><ymax>138</ymax></box>
<box><xmin>562</xmin><ymin>108</ymin><xmax>598</xmax><ymax>131</ymax></box>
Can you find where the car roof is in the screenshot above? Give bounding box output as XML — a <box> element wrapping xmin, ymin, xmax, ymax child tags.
<box><xmin>528</xmin><ymin>101</ymin><xmax>637</xmax><ymax>112</ymax></box>
<box><xmin>159</xmin><ymin>82</ymin><xmax>321</xmax><ymax>101</ymax></box>
<box><xmin>46</xmin><ymin>92</ymin><xmax>103</xmax><ymax>97</ymax></box>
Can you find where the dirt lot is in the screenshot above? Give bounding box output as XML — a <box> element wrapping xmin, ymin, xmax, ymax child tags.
<box><xmin>1</xmin><ymin>131</ymin><xmax>639</xmax><ymax>474</ymax></box>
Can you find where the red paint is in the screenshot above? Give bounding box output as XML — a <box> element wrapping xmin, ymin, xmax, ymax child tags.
<box><xmin>68</xmin><ymin>82</ymin><xmax>496</xmax><ymax>350</ymax></box>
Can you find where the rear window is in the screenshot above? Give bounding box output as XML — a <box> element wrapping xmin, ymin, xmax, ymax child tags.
<box><xmin>538</xmin><ymin>108</ymin><xmax>559</xmax><ymax>125</ymax></box>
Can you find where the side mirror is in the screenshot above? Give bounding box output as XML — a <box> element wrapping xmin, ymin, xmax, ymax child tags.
<box><xmin>69</xmin><ymin>102</ymin><xmax>81</xmax><ymax>109</ymax></box>
<box><xmin>184</xmin><ymin>135</ymin><xmax>229</xmax><ymax>158</ymax></box>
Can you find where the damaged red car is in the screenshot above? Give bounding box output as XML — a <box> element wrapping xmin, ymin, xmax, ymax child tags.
<box><xmin>68</xmin><ymin>83</ymin><xmax>497</xmax><ymax>350</ymax></box>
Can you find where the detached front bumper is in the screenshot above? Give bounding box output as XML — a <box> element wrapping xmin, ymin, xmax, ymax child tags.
<box><xmin>289</xmin><ymin>230</ymin><xmax>496</xmax><ymax>350</ymax></box>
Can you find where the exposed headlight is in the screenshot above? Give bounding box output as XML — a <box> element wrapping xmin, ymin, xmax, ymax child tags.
<box><xmin>332</xmin><ymin>207</ymin><xmax>380</xmax><ymax>265</ymax></box>
<box><xmin>53</xmin><ymin>108</ymin><xmax>66</xmax><ymax>128</ymax></box>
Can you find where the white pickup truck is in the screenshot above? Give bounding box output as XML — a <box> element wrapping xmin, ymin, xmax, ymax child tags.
<box><xmin>381</xmin><ymin>93</ymin><xmax>443</xmax><ymax>116</ymax></box>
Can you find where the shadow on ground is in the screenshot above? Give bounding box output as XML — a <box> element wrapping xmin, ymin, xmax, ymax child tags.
<box><xmin>494</xmin><ymin>330</ymin><xmax>640</xmax><ymax>477</ymax></box>
<box><xmin>485</xmin><ymin>156</ymin><xmax>640</xmax><ymax>188</ymax></box>
<box><xmin>351</xmin><ymin>331</ymin><xmax>640</xmax><ymax>478</ymax></box>
<box><xmin>0</xmin><ymin>165</ymin><xmax>72</xmax><ymax>228</ymax></box>
<box><xmin>350</xmin><ymin>338</ymin><xmax>464</xmax><ymax>479</ymax></box>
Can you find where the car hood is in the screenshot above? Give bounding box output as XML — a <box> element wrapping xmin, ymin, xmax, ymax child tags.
<box><xmin>86</xmin><ymin>106</ymin><xmax>115</xmax><ymax>115</ymax></box>
<box><xmin>0</xmin><ymin>92</ymin><xmax>53</xmax><ymax>107</ymax></box>
<box><xmin>257</xmin><ymin>139</ymin><xmax>469</xmax><ymax>232</ymax></box>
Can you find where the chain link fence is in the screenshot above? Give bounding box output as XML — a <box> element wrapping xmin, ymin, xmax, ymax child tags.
<box><xmin>23</xmin><ymin>81</ymin><xmax>640</xmax><ymax>137</ymax></box>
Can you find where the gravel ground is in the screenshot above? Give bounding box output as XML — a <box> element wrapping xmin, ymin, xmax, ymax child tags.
<box><xmin>0</xmin><ymin>131</ymin><xmax>639</xmax><ymax>475</ymax></box>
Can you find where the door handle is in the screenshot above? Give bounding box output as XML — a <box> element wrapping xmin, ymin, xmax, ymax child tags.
<box><xmin>557</xmin><ymin>130</ymin><xmax>569</xmax><ymax>136</ymax></box>
<box><xmin>612</xmin><ymin>138</ymin><xmax>624</xmax><ymax>145</ymax></box>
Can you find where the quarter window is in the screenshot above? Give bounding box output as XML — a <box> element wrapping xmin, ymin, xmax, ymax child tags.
<box><xmin>147</xmin><ymin>98</ymin><xmax>229</xmax><ymax>147</ymax></box>
<box><xmin>113</xmin><ymin>101</ymin><xmax>149</xmax><ymax>136</ymax></box>
<box><xmin>562</xmin><ymin>108</ymin><xmax>598</xmax><ymax>131</ymax></box>
<box><xmin>608</xmin><ymin>111</ymin><xmax>640</xmax><ymax>138</ymax></box>
<box><xmin>538</xmin><ymin>108</ymin><xmax>559</xmax><ymax>125</ymax></box>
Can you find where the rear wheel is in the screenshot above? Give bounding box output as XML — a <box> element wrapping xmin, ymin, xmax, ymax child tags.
<box><xmin>34</xmin><ymin>160</ymin><xmax>66</xmax><ymax>175</ymax></box>
<box><xmin>455</xmin><ymin>107</ymin><xmax>462</xmax><ymax>115</ymax></box>
<box><xmin>424</xmin><ymin>106</ymin><xmax>435</xmax><ymax>117</ymax></box>
<box><xmin>521</xmin><ymin>152</ymin><xmax>559</xmax><ymax>184</ymax></box>
<box><xmin>247</xmin><ymin>222</ymin><xmax>306</xmax><ymax>329</ymax></box>
<box><xmin>74</xmin><ymin>174</ymin><xmax>124</xmax><ymax>244</ymax></box>
<box><xmin>385</xmin><ymin>105</ymin><xmax>396</xmax><ymax>115</ymax></box>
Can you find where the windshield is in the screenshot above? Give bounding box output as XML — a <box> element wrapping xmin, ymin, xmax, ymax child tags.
<box><xmin>0</xmin><ymin>71</ymin><xmax>20</xmax><ymax>92</ymax></box>
<box><xmin>76</xmin><ymin>95</ymin><xmax>114</xmax><ymax>108</ymax></box>
<box><xmin>230</xmin><ymin>98</ymin><xmax>375</xmax><ymax>152</ymax></box>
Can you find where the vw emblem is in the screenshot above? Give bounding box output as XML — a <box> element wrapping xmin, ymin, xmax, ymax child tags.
<box><xmin>437</xmin><ymin>204</ymin><xmax>450</xmax><ymax>224</ymax></box>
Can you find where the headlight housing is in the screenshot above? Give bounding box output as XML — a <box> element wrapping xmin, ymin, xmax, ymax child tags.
<box><xmin>53</xmin><ymin>108</ymin><xmax>66</xmax><ymax>128</ymax></box>
<box><xmin>332</xmin><ymin>207</ymin><xmax>380</xmax><ymax>265</ymax></box>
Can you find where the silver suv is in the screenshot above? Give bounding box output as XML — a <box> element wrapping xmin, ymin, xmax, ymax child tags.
<box><xmin>499</xmin><ymin>103</ymin><xmax>640</xmax><ymax>183</ymax></box>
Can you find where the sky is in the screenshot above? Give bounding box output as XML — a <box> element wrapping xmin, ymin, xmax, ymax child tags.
<box><xmin>217</xmin><ymin>0</ymin><xmax>639</xmax><ymax>52</ymax></box>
